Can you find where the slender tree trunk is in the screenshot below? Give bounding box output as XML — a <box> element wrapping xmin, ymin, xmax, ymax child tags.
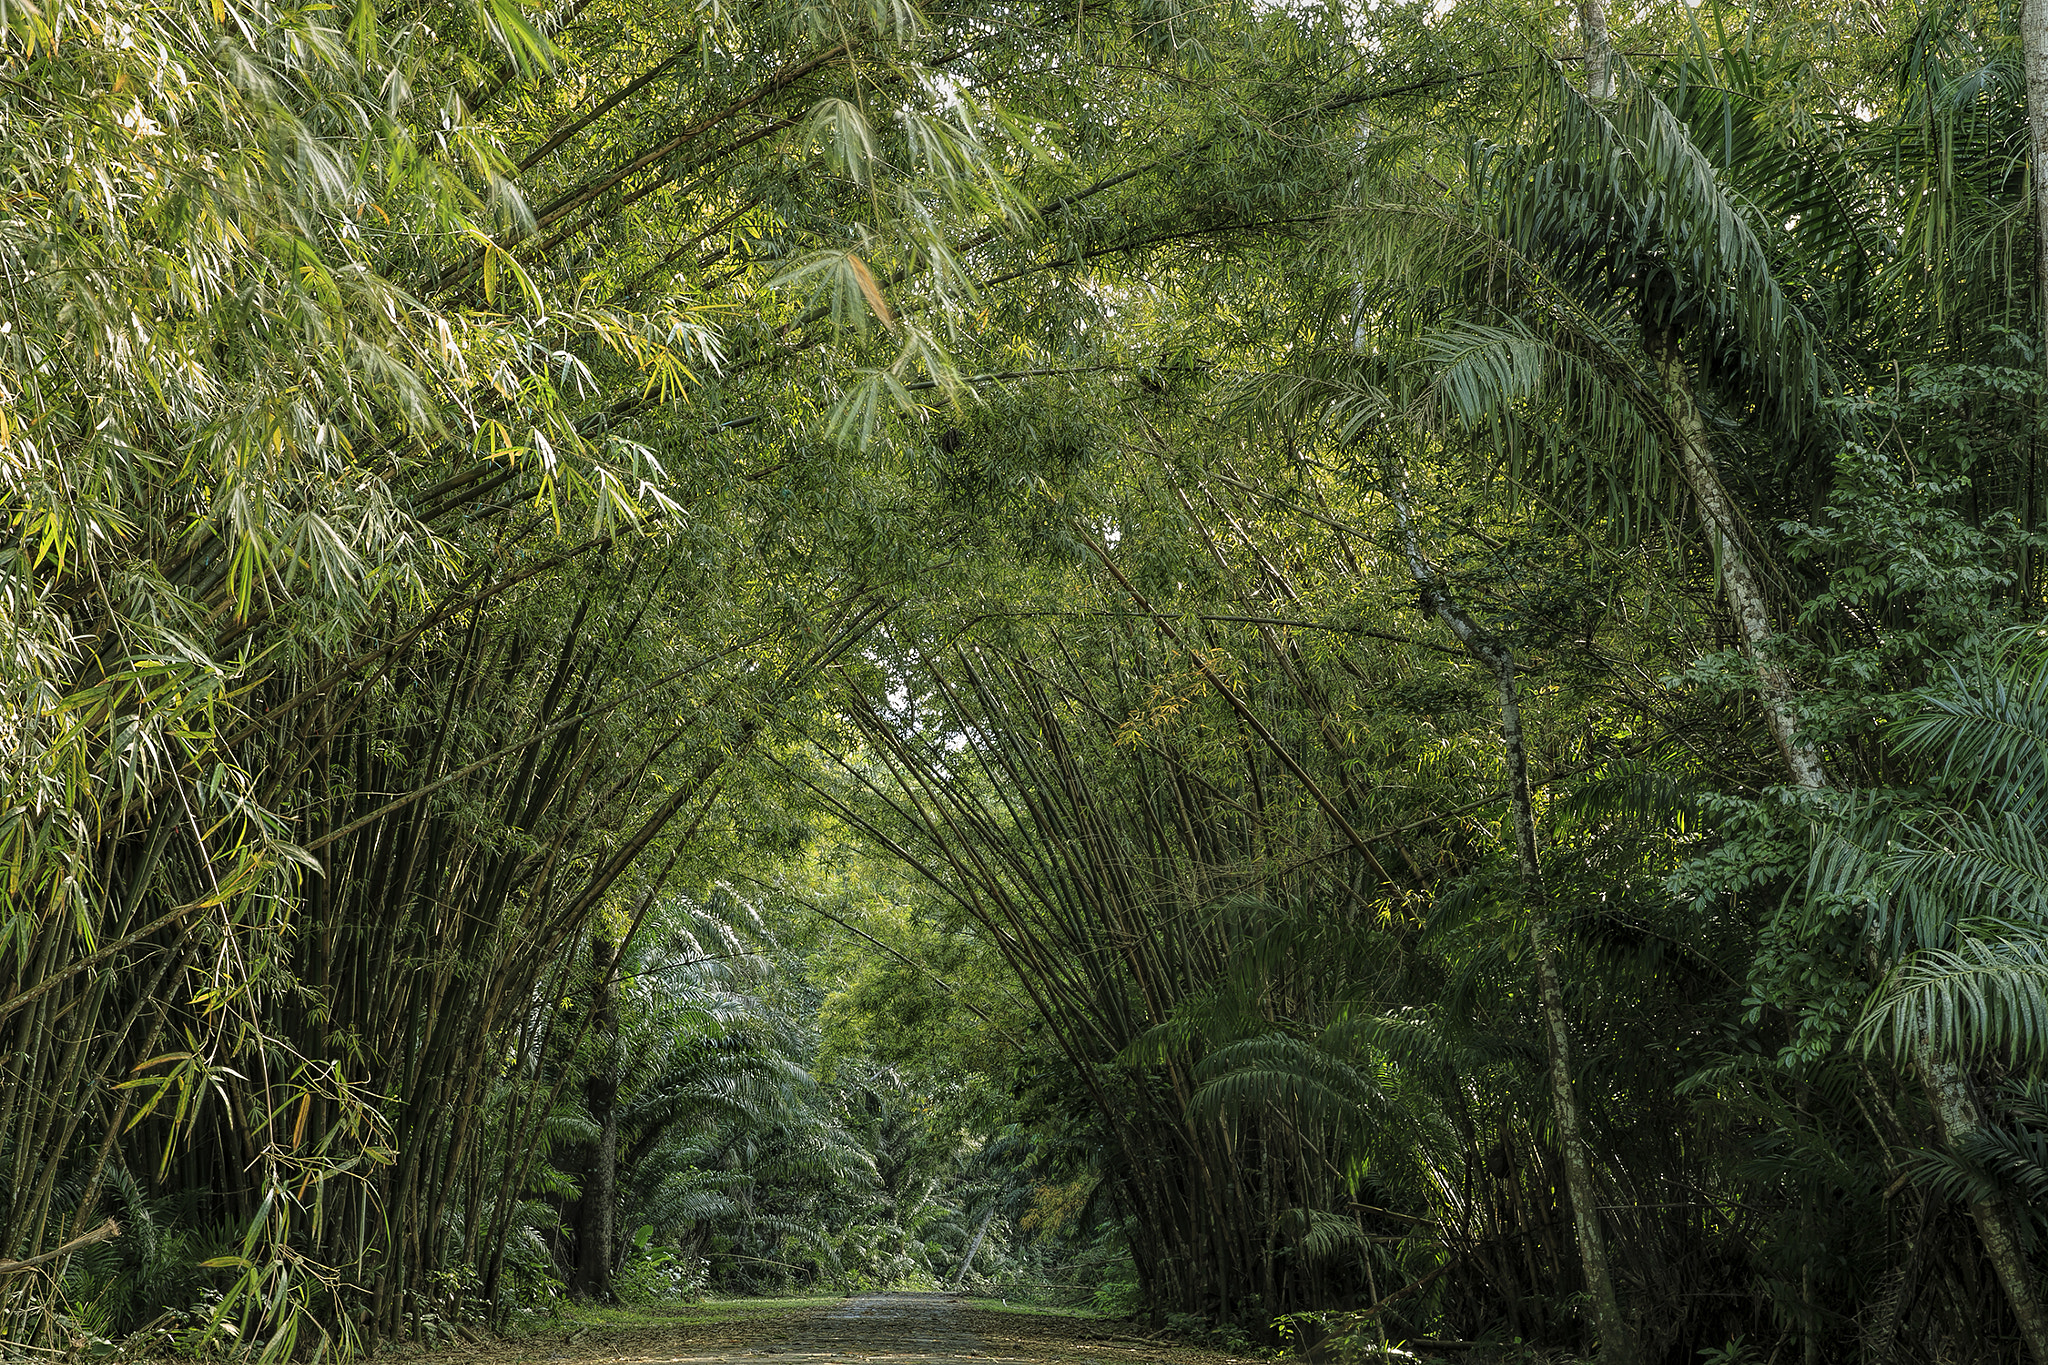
<box><xmin>1920</xmin><ymin>1030</ymin><xmax>2048</xmax><ymax>1364</ymax></box>
<box><xmin>1388</xmin><ymin>471</ymin><xmax>1634</xmax><ymax>1365</ymax></box>
<box><xmin>1575</xmin><ymin>0</ymin><xmax>1614</xmax><ymax>101</ymax></box>
<box><xmin>2024</xmin><ymin>0</ymin><xmax>2048</xmax><ymax>304</ymax></box>
<box><xmin>1655</xmin><ymin>346</ymin><xmax>1826</xmax><ymax>789</ymax></box>
<box><xmin>2008</xmin><ymin>16</ymin><xmax>2048</xmax><ymax>1352</ymax></box>
<box><xmin>1657</xmin><ymin>341</ymin><xmax>2048</xmax><ymax>1365</ymax></box>
<box><xmin>2025</xmin><ymin>0</ymin><xmax>2048</xmax><ymax>604</ymax></box>
<box><xmin>952</xmin><ymin>1206</ymin><xmax>997</xmax><ymax>1290</ymax></box>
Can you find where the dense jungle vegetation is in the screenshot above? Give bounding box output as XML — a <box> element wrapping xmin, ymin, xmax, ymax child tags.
<box><xmin>15</xmin><ymin>0</ymin><xmax>2048</xmax><ymax>1359</ymax></box>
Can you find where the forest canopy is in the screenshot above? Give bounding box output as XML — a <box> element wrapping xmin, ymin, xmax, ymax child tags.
<box><xmin>8</xmin><ymin>0</ymin><xmax>2048</xmax><ymax>1362</ymax></box>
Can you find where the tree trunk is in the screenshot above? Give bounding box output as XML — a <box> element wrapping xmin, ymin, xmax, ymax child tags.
<box><xmin>572</xmin><ymin>1068</ymin><xmax>619</xmax><ymax>1301</ymax></box>
<box><xmin>1919</xmin><ymin>1031</ymin><xmax>2048</xmax><ymax>1364</ymax></box>
<box><xmin>570</xmin><ymin>935</ymin><xmax>621</xmax><ymax>1303</ymax></box>
<box><xmin>1574</xmin><ymin>0</ymin><xmax>1614</xmax><ymax>101</ymax></box>
<box><xmin>1389</xmin><ymin>471</ymin><xmax>1634</xmax><ymax>1365</ymax></box>
<box><xmin>1657</xmin><ymin>342</ymin><xmax>2048</xmax><ymax>1365</ymax></box>
<box><xmin>1999</xmin><ymin>11</ymin><xmax>2048</xmax><ymax>1333</ymax></box>
<box><xmin>2024</xmin><ymin>0</ymin><xmax>2048</xmax><ymax>305</ymax></box>
<box><xmin>1655</xmin><ymin>346</ymin><xmax>1827</xmax><ymax>789</ymax></box>
<box><xmin>952</xmin><ymin>1206</ymin><xmax>997</xmax><ymax>1290</ymax></box>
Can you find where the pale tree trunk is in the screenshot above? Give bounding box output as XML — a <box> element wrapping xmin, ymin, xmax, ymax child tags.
<box><xmin>1654</xmin><ymin>347</ymin><xmax>1827</xmax><ymax>789</ymax></box>
<box><xmin>1388</xmin><ymin>471</ymin><xmax>1634</xmax><ymax>1365</ymax></box>
<box><xmin>1923</xmin><ymin>1051</ymin><xmax>2048</xmax><ymax>1361</ymax></box>
<box><xmin>1575</xmin><ymin>0</ymin><xmax>1614</xmax><ymax>101</ymax></box>
<box><xmin>952</xmin><ymin>1206</ymin><xmax>997</xmax><ymax>1290</ymax></box>
<box><xmin>1656</xmin><ymin>342</ymin><xmax>2048</xmax><ymax>1365</ymax></box>
<box><xmin>2024</xmin><ymin>1</ymin><xmax>2048</xmax><ymax>609</ymax></box>
<box><xmin>2024</xmin><ymin>0</ymin><xmax>2048</xmax><ymax>303</ymax></box>
<box><xmin>2018</xmin><ymin>42</ymin><xmax>2048</xmax><ymax>1347</ymax></box>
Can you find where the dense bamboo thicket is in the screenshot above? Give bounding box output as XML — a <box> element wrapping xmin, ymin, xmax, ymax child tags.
<box><xmin>803</xmin><ymin>495</ymin><xmax>1738</xmax><ymax>1349</ymax></box>
<box><xmin>13</xmin><ymin>0</ymin><xmax>2048</xmax><ymax>1361</ymax></box>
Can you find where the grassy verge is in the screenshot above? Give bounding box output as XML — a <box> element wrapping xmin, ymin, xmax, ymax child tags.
<box><xmin>956</xmin><ymin>1299</ymin><xmax>1110</xmax><ymax>1319</ymax></box>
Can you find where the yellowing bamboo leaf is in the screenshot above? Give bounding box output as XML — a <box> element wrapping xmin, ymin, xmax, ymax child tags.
<box><xmin>846</xmin><ymin>253</ymin><xmax>897</xmax><ymax>333</ymax></box>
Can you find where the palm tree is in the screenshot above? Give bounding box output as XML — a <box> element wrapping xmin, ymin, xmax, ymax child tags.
<box><xmin>1282</xmin><ymin>22</ymin><xmax>2048</xmax><ymax>1354</ymax></box>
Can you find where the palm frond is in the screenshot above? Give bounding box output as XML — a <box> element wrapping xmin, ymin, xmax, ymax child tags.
<box><xmin>1856</xmin><ymin>926</ymin><xmax>2048</xmax><ymax>1064</ymax></box>
<box><xmin>1893</xmin><ymin>643</ymin><xmax>2048</xmax><ymax>817</ymax></box>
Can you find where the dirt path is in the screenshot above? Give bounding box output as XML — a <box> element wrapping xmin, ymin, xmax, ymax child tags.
<box><xmin>752</xmin><ymin>1293</ymin><xmax>987</xmax><ymax>1363</ymax></box>
<box><xmin>431</xmin><ymin>1294</ymin><xmax>1259</xmax><ymax>1365</ymax></box>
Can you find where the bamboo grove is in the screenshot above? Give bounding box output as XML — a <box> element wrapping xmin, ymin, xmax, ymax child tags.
<box><xmin>13</xmin><ymin>0</ymin><xmax>2048</xmax><ymax>1361</ymax></box>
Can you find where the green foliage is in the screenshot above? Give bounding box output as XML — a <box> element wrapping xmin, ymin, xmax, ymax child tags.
<box><xmin>15</xmin><ymin>0</ymin><xmax>2048</xmax><ymax>1360</ymax></box>
<box><xmin>1803</xmin><ymin>638</ymin><xmax>2048</xmax><ymax>1067</ymax></box>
